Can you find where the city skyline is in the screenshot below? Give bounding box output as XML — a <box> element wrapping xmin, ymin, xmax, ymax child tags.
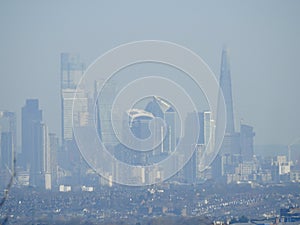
<box><xmin>2</xmin><ymin>47</ymin><xmax>297</xmax><ymax>189</ymax></box>
<box><xmin>0</xmin><ymin>1</ymin><xmax>300</xmax><ymax>146</ymax></box>
<box><xmin>1</xmin><ymin>2</ymin><xmax>300</xmax><ymax>224</ymax></box>
<box><xmin>1</xmin><ymin>45</ymin><xmax>298</xmax><ymax>148</ymax></box>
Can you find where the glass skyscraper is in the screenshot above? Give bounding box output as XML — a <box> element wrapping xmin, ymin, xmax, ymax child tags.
<box><xmin>22</xmin><ymin>99</ymin><xmax>57</xmax><ymax>189</ymax></box>
<box><xmin>21</xmin><ymin>99</ymin><xmax>50</xmax><ymax>188</ymax></box>
<box><xmin>219</xmin><ymin>48</ymin><xmax>241</xmax><ymax>155</ymax></box>
<box><xmin>219</xmin><ymin>48</ymin><xmax>235</xmax><ymax>134</ymax></box>
<box><xmin>60</xmin><ymin>53</ymin><xmax>89</xmax><ymax>186</ymax></box>
<box><xmin>22</xmin><ymin>99</ymin><xmax>42</xmax><ymax>170</ymax></box>
<box><xmin>60</xmin><ymin>53</ymin><xmax>87</xmax><ymax>143</ymax></box>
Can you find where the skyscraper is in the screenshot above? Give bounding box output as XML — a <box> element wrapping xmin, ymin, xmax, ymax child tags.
<box><xmin>1</xmin><ymin>133</ymin><xmax>13</xmax><ymax>171</ymax></box>
<box><xmin>219</xmin><ymin>48</ymin><xmax>240</xmax><ymax>155</ymax></box>
<box><xmin>0</xmin><ymin>111</ymin><xmax>16</xmax><ymax>152</ymax></box>
<box><xmin>184</xmin><ymin>111</ymin><xmax>215</xmax><ymax>182</ymax></box>
<box><xmin>22</xmin><ymin>99</ymin><xmax>42</xmax><ymax>170</ymax></box>
<box><xmin>95</xmin><ymin>79</ymin><xmax>119</xmax><ymax>147</ymax></box>
<box><xmin>213</xmin><ymin>48</ymin><xmax>256</xmax><ymax>182</ymax></box>
<box><xmin>219</xmin><ymin>48</ymin><xmax>235</xmax><ymax>134</ymax></box>
<box><xmin>49</xmin><ymin>133</ymin><xmax>58</xmax><ymax>188</ymax></box>
<box><xmin>145</xmin><ymin>96</ymin><xmax>176</xmax><ymax>154</ymax></box>
<box><xmin>0</xmin><ymin>111</ymin><xmax>16</xmax><ymax>188</ymax></box>
<box><xmin>21</xmin><ymin>99</ymin><xmax>52</xmax><ymax>188</ymax></box>
<box><xmin>61</xmin><ymin>53</ymin><xmax>85</xmax><ymax>90</ymax></box>
<box><xmin>30</xmin><ymin>121</ymin><xmax>48</xmax><ymax>188</ymax></box>
<box><xmin>22</xmin><ymin>99</ymin><xmax>58</xmax><ymax>189</ymax></box>
<box><xmin>61</xmin><ymin>53</ymin><xmax>87</xmax><ymax>144</ymax></box>
<box><xmin>128</xmin><ymin>108</ymin><xmax>154</xmax><ymax>140</ymax></box>
<box><xmin>240</xmin><ymin>124</ymin><xmax>255</xmax><ymax>162</ymax></box>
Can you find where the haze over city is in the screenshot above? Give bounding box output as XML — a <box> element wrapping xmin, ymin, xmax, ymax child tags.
<box><xmin>1</xmin><ymin>1</ymin><xmax>300</xmax><ymax>225</ymax></box>
<box><xmin>0</xmin><ymin>0</ymin><xmax>300</xmax><ymax>146</ymax></box>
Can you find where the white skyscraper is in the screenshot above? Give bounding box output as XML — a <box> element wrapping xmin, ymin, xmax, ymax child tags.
<box><xmin>196</xmin><ymin>111</ymin><xmax>215</xmax><ymax>180</ymax></box>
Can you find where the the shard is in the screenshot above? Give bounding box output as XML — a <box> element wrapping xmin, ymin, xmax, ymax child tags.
<box><xmin>219</xmin><ymin>48</ymin><xmax>235</xmax><ymax>134</ymax></box>
<box><xmin>219</xmin><ymin>48</ymin><xmax>240</xmax><ymax>155</ymax></box>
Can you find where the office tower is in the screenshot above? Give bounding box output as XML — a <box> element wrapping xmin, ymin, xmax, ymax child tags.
<box><xmin>124</xmin><ymin>108</ymin><xmax>155</xmax><ymax>165</ymax></box>
<box><xmin>29</xmin><ymin>121</ymin><xmax>46</xmax><ymax>187</ymax></box>
<box><xmin>0</xmin><ymin>132</ymin><xmax>13</xmax><ymax>189</ymax></box>
<box><xmin>60</xmin><ymin>53</ymin><xmax>88</xmax><ymax>185</ymax></box>
<box><xmin>0</xmin><ymin>111</ymin><xmax>16</xmax><ymax>189</ymax></box>
<box><xmin>61</xmin><ymin>53</ymin><xmax>85</xmax><ymax>90</ymax></box>
<box><xmin>38</xmin><ymin>123</ymin><xmax>50</xmax><ymax>189</ymax></box>
<box><xmin>60</xmin><ymin>53</ymin><xmax>87</xmax><ymax>143</ymax></box>
<box><xmin>1</xmin><ymin>133</ymin><xmax>13</xmax><ymax>171</ymax></box>
<box><xmin>128</xmin><ymin>109</ymin><xmax>154</xmax><ymax>140</ymax></box>
<box><xmin>22</xmin><ymin>99</ymin><xmax>52</xmax><ymax>189</ymax></box>
<box><xmin>220</xmin><ymin>132</ymin><xmax>240</xmax><ymax>155</ymax></box>
<box><xmin>183</xmin><ymin>111</ymin><xmax>216</xmax><ymax>182</ymax></box>
<box><xmin>218</xmin><ymin>48</ymin><xmax>240</xmax><ymax>155</ymax></box>
<box><xmin>22</xmin><ymin>99</ymin><xmax>42</xmax><ymax>170</ymax></box>
<box><xmin>203</xmin><ymin>111</ymin><xmax>215</xmax><ymax>152</ymax></box>
<box><xmin>114</xmin><ymin>108</ymin><xmax>163</xmax><ymax>183</ymax></box>
<box><xmin>0</xmin><ymin>111</ymin><xmax>16</xmax><ymax>152</ymax></box>
<box><xmin>145</xmin><ymin>96</ymin><xmax>165</xmax><ymax>118</ymax></box>
<box><xmin>126</xmin><ymin>107</ymin><xmax>171</xmax><ymax>163</ymax></box>
<box><xmin>164</xmin><ymin>107</ymin><xmax>176</xmax><ymax>154</ymax></box>
<box><xmin>198</xmin><ymin>112</ymin><xmax>205</xmax><ymax>145</ymax></box>
<box><xmin>196</xmin><ymin>111</ymin><xmax>215</xmax><ymax>180</ymax></box>
<box><xmin>182</xmin><ymin>112</ymin><xmax>200</xmax><ymax>183</ymax></box>
<box><xmin>145</xmin><ymin>96</ymin><xmax>176</xmax><ymax>154</ymax></box>
<box><xmin>0</xmin><ymin>111</ymin><xmax>16</xmax><ymax>170</ymax></box>
<box><xmin>49</xmin><ymin>133</ymin><xmax>58</xmax><ymax>188</ymax></box>
<box><xmin>31</xmin><ymin>122</ymin><xmax>57</xmax><ymax>190</ymax></box>
<box><xmin>30</xmin><ymin>121</ymin><xmax>42</xmax><ymax>187</ymax></box>
<box><xmin>240</xmin><ymin>124</ymin><xmax>255</xmax><ymax>162</ymax></box>
<box><xmin>195</xmin><ymin>144</ymin><xmax>206</xmax><ymax>180</ymax></box>
<box><xmin>95</xmin><ymin>79</ymin><xmax>119</xmax><ymax>147</ymax></box>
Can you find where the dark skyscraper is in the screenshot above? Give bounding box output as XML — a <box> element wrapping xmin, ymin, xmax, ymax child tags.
<box><xmin>22</xmin><ymin>99</ymin><xmax>54</xmax><ymax>188</ymax></box>
<box><xmin>240</xmin><ymin>124</ymin><xmax>255</xmax><ymax>162</ymax></box>
<box><xmin>22</xmin><ymin>99</ymin><xmax>42</xmax><ymax>170</ymax></box>
<box><xmin>30</xmin><ymin>121</ymin><xmax>48</xmax><ymax>187</ymax></box>
<box><xmin>219</xmin><ymin>48</ymin><xmax>235</xmax><ymax>134</ymax></box>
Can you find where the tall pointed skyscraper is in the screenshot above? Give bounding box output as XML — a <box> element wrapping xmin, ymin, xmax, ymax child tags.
<box><xmin>212</xmin><ymin>48</ymin><xmax>255</xmax><ymax>181</ymax></box>
<box><xmin>219</xmin><ymin>48</ymin><xmax>235</xmax><ymax>134</ymax></box>
<box><xmin>218</xmin><ymin>48</ymin><xmax>240</xmax><ymax>156</ymax></box>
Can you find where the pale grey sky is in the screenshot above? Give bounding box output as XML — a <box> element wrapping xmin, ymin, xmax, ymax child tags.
<box><xmin>0</xmin><ymin>0</ymin><xmax>299</xmax><ymax>146</ymax></box>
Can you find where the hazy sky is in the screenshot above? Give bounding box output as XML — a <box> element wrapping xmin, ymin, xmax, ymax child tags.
<box><xmin>0</xmin><ymin>0</ymin><xmax>299</xmax><ymax>146</ymax></box>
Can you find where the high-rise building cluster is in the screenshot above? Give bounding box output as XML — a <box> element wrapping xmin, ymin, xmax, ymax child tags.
<box><xmin>1</xmin><ymin>49</ymin><xmax>299</xmax><ymax>191</ymax></box>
